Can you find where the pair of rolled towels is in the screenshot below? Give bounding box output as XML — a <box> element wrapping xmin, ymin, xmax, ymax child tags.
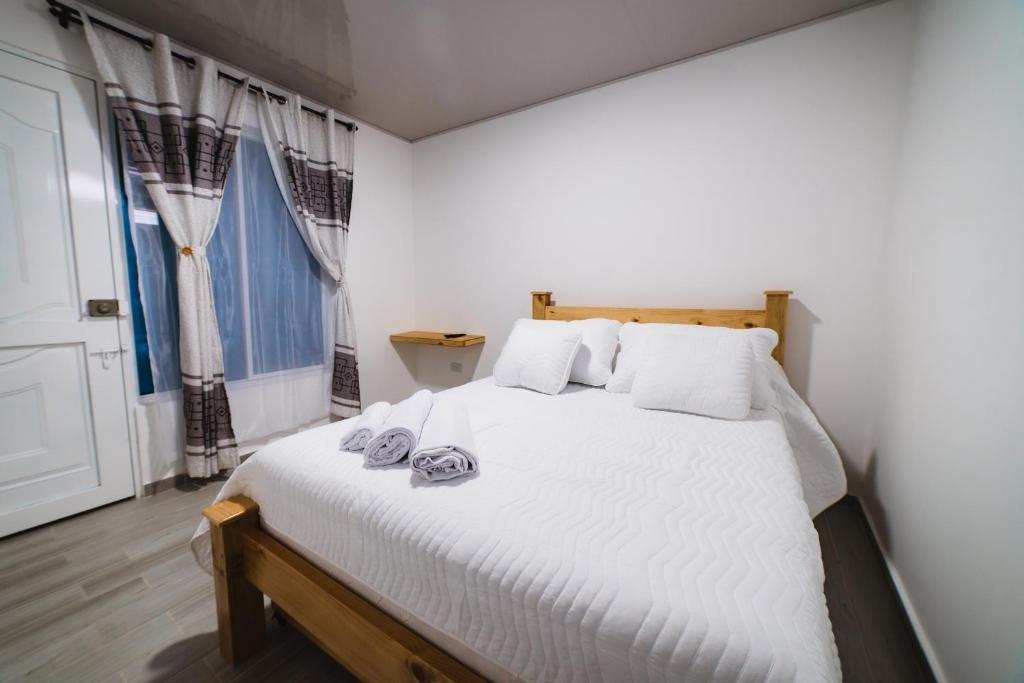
<box><xmin>339</xmin><ymin>389</ymin><xmax>479</xmax><ymax>482</ymax></box>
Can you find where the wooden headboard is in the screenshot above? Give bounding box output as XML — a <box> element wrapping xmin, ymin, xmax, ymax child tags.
<box><xmin>531</xmin><ymin>290</ymin><xmax>793</xmax><ymax>366</ymax></box>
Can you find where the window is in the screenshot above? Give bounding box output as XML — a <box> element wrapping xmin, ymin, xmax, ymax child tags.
<box><xmin>120</xmin><ymin>125</ymin><xmax>328</xmax><ymax>396</ymax></box>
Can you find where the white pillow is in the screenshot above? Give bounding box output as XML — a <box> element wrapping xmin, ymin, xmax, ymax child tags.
<box><xmin>607</xmin><ymin>323</ymin><xmax>777</xmax><ymax>409</ymax></box>
<box><xmin>508</xmin><ymin>318</ymin><xmax>622</xmax><ymax>386</ymax></box>
<box><xmin>493</xmin><ymin>319</ymin><xmax>583</xmax><ymax>395</ymax></box>
<box><xmin>631</xmin><ymin>332</ymin><xmax>754</xmax><ymax>420</ymax></box>
<box><xmin>566</xmin><ymin>318</ymin><xmax>622</xmax><ymax>386</ymax></box>
<box><xmin>605</xmin><ymin>322</ymin><xmax>672</xmax><ymax>393</ymax></box>
<box><xmin>745</xmin><ymin>327</ymin><xmax>780</xmax><ymax>409</ymax></box>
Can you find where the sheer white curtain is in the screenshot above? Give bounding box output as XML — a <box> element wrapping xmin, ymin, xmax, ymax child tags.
<box><xmin>122</xmin><ymin>97</ymin><xmax>336</xmax><ymax>484</ymax></box>
<box><xmin>257</xmin><ymin>95</ymin><xmax>360</xmax><ymax>418</ymax></box>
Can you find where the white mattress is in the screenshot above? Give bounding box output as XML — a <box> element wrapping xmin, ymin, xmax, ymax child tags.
<box><xmin>193</xmin><ymin>378</ymin><xmax>844</xmax><ymax>682</ymax></box>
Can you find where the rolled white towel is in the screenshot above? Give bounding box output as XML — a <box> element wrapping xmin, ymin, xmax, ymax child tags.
<box><xmin>364</xmin><ymin>389</ymin><xmax>433</xmax><ymax>467</ymax></box>
<box><xmin>410</xmin><ymin>399</ymin><xmax>479</xmax><ymax>482</ymax></box>
<box><xmin>339</xmin><ymin>401</ymin><xmax>392</xmax><ymax>452</ymax></box>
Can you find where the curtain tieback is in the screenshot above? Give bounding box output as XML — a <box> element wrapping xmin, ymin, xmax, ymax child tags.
<box><xmin>180</xmin><ymin>245</ymin><xmax>207</xmax><ymax>257</ymax></box>
<box><xmin>335</xmin><ymin>274</ymin><xmax>353</xmax><ymax>301</ymax></box>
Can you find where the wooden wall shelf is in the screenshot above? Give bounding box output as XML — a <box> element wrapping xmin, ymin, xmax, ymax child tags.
<box><xmin>389</xmin><ymin>331</ymin><xmax>485</xmax><ymax>348</ymax></box>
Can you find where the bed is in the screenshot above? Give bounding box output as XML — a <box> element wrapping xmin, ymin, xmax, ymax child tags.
<box><xmin>191</xmin><ymin>290</ymin><xmax>847</xmax><ymax>682</ymax></box>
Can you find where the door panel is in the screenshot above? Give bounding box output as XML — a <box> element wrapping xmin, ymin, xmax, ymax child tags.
<box><xmin>0</xmin><ymin>344</ymin><xmax>98</xmax><ymax>510</ymax></box>
<box><xmin>0</xmin><ymin>49</ymin><xmax>134</xmax><ymax>537</ymax></box>
<box><xmin>0</xmin><ymin>74</ymin><xmax>79</xmax><ymax>323</ymax></box>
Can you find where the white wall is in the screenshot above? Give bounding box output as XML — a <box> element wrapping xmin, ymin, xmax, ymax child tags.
<box><xmin>347</xmin><ymin>128</ymin><xmax>418</xmax><ymax>408</ymax></box>
<box><xmin>868</xmin><ymin>1</ymin><xmax>1024</xmax><ymax>681</ymax></box>
<box><xmin>0</xmin><ymin>0</ymin><xmax>419</xmax><ymax>485</ymax></box>
<box><xmin>412</xmin><ymin>1</ymin><xmax>915</xmax><ymax>485</ymax></box>
<box><xmin>0</xmin><ymin>0</ymin><xmax>97</xmax><ymax>68</ymax></box>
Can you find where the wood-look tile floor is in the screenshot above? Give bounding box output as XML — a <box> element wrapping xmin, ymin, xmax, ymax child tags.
<box><xmin>0</xmin><ymin>484</ymin><xmax>354</xmax><ymax>683</ymax></box>
<box><xmin>815</xmin><ymin>496</ymin><xmax>935</xmax><ymax>683</ymax></box>
<box><xmin>0</xmin><ymin>487</ymin><xmax>933</xmax><ymax>682</ymax></box>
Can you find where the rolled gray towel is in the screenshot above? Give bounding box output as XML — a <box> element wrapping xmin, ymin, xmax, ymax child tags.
<box><xmin>364</xmin><ymin>389</ymin><xmax>433</xmax><ymax>467</ymax></box>
<box><xmin>410</xmin><ymin>399</ymin><xmax>478</xmax><ymax>482</ymax></box>
<box><xmin>339</xmin><ymin>401</ymin><xmax>391</xmax><ymax>452</ymax></box>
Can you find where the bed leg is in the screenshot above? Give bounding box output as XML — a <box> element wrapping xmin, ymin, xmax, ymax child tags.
<box><xmin>203</xmin><ymin>496</ymin><xmax>266</xmax><ymax>664</ymax></box>
<box><xmin>271</xmin><ymin>601</ymin><xmax>289</xmax><ymax>628</ymax></box>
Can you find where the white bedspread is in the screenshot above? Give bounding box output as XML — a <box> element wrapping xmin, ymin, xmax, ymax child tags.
<box><xmin>192</xmin><ymin>379</ymin><xmax>844</xmax><ymax>682</ymax></box>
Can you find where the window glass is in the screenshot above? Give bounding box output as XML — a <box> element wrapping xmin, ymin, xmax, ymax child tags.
<box><xmin>120</xmin><ymin>127</ymin><xmax>326</xmax><ymax>395</ymax></box>
<box><xmin>239</xmin><ymin>137</ymin><xmax>324</xmax><ymax>375</ymax></box>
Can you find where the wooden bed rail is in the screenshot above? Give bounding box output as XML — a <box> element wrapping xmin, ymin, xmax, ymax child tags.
<box><xmin>203</xmin><ymin>496</ymin><xmax>486</xmax><ymax>682</ymax></box>
<box><xmin>531</xmin><ymin>289</ymin><xmax>793</xmax><ymax>365</ymax></box>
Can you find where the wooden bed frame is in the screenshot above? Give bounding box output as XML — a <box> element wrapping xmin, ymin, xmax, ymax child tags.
<box><xmin>531</xmin><ymin>289</ymin><xmax>793</xmax><ymax>366</ymax></box>
<box><xmin>202</xmin><ymin>289</ymin><xmax>792</xmax><ymax>682</ymax></box>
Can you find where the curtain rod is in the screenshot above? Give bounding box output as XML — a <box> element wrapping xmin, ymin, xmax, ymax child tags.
<box><xmin>46</xmin><ymin>0</ymin><xmax>358</xmax><ymax>132</ymax></box>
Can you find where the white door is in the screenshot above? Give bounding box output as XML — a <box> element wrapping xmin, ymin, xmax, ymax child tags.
<box><xmin>0</xmin><ymin>48</ymin><xmax>134</xmax><ymax>536</ymax></box>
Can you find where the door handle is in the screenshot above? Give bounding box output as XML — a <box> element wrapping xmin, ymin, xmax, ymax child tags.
<box><xmin>90</xmin><ymin>346</ymin><xmax>127</xmax><ymax>369</ymax></box>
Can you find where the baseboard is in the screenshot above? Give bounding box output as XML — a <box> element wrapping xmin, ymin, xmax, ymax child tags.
<box><xmin>141</xmin><ymin>449</ymin><xmax>255</xmax><ymax>496</ymax></box>
<box><xmin>859</xmin><ymin>502</ymin><xmax>948</xmax><ymax>683</ymax></box>
<box><xmin>140</xmin><ymin>418</ymin><xmax>330</xmax><ymax>497</ymax></box>
<box><xmin>142</xmin><ymin>471</ymin><xmax>230</xmax><ymax>496</ymax></box>
<box><xmin>142</xmin><ymin>473</ymin><xmax>188</xmax><ymax>496</ymax></box>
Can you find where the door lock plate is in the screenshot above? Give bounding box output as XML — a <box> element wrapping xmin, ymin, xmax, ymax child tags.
<box><xmin>87</xmin><ymin>299</ymin><xmax>120</xmax><ymax>317</ymax></box>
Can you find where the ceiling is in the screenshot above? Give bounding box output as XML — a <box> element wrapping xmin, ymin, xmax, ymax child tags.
<box><xmin>87</xmin><ymin>0</ymin><xmax>875</xmax><ymax>140</ymax></box>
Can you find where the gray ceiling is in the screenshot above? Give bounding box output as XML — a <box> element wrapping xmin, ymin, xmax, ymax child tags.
<box><xmin>87</xmin><ymin>0</ymin><xmax>875</xmax><ymax>140</ymax></box>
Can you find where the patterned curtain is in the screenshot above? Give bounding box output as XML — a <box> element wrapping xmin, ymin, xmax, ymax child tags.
<box><xmin>81</xmin><ymin>15</ymin><xmax>248</xmax><ymax>477</ymax></box>
<box><xmin>257</xmin><ymin>95</ymin><xmax>360</xmax><ymax>418</ymax></box>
